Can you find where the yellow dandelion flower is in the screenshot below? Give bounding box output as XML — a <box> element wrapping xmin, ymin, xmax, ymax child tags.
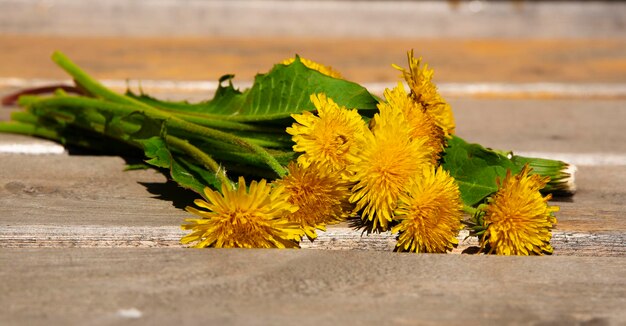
<box><xmin>282</xmin><ymin>56</ymin><xmax>343</xmax><ymax>79</ymax></box>
<box><xmin>287</xmin><ymin>93</ymin><xmax>367</xmax><ymax>172</ymax></box>
<box><xmin>393</xmin><ymin>50</ymin><xmax>455</xmax><ymax>136</ymax></box>
<box><xmin>392</xmin><ymin>166</ymin><xmax>464</xmax><ymax>253</ymax></box>
<box><xmin>181</xmin><ymin>176</ymin><xmax>303</xmax><ymax>248</ymax></box>
<box><xmin>481</xmin><ymin>165</ymin><xmax>559</xmax><ymax>255</ymax></box>
<box><xmin>349</xmin><ymin>103</ymin><xmax>433</xmax><ymax>231</ymax></box>
<box><xmin>376</xmin><ymin>82</ymin><xmax>445</xmax><ymax>164</ymax></box>
<box><xmin>275</xmin><ymin>161</ymin><xmax>354</xmax><ymax>240</ymax></box>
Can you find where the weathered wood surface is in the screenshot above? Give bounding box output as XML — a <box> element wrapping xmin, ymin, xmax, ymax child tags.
<box><xmin>2</xmin><ymin>35</ymin><xmax>626</xmax><ymax>84</ymax></box>
<box><xmin>3</xmin><ymin>225</ymin><xmax>626</xmax><ymax>258</ymax></box>
<box><xmin>1</xmin><ymin>249</ymin><xmax>625</xmax><ymax>325</ymax></box>
<box><xmin>0</xmin><ymin>148</ymin><xmax>624</xmax><ymax>234</ymax></box>
<box><xmin>3</xmin><ymin>0</ymin><xmax>626</xmax><ymax>39</ymax></box>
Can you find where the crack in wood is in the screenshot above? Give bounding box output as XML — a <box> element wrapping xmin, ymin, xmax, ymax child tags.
<box><xmin>1</xmin><ymin>225</ymin><xmax>624</xmax><ymax>256</ymax></box>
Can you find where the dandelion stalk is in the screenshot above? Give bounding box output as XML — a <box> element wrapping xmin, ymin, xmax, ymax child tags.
<box><xmin>462</xmin><ymin>205</ymin><xmax>478</xmax><ymax>216</ymax></box>
<box><xmin>51</xmin><ymin>51</ymin><xmax>288</xmax><ymax>133</ymax></box>
<box><xmin>0</xmin><ymin>120</ymin><xmax>139</xmax><ymax>153</ymax></box>
<box><xmin>22</xmin><ymin>95</ymin><xmax>288</xmax><ymax>177</ymax></box>
<box><xmin>51</xmin><ymin>51</ymin><xmax>151</xmax><ymax>109</ymax></box>
<box><xmin>167</xmin><ymin>118</ymin><xmax>288</xmax><ymax>177</ymax></box>
<box><xmin>512</xmin><ymin>155</ymin><xmax>576</xmax><ymax>194</ymax></box>
<box><xmin>0</xmin><ymin>121</ymin><xmax>60</xmax><ymax>140</ymax></box>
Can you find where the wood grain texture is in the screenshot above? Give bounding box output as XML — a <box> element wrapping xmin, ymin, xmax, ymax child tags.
<box><xmin>452</xmin><ymin>98</ymin><xmax>626</xmax><ymax>154</ymax></box>
<box><xmin>3</xmin><ymin>0</ymin><xmax>626</xmax><ymax>39</ymax></box>
<box><xmin>0</xmin><ymin>148</ymin><xmax>624</xmax><ymax>255</ymax></box>
<box><xmin>0</xmin><ymin>152</ymin><xmax>191</xmax><ymax>227</ymax></box>
<box><xmin>0</xmin><ymin>142</ymin><xmax>624</xmax><ymax>229</ymax></box>
<box><xmin>1</xmin><ymin>225</ymin><xmax>625</xmax><ymax>257</ymax></box>
<box><xmin>1</xmin><ymin>248</ymin><xmax>625</xmax><ymax>325</ymax></box>
<box><xmin>1</xmin><ymin>35</ymin><xmax>626</xmax><ymax>84</ymax></box>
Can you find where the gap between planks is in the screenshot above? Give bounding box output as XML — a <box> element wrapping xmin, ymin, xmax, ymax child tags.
<box><xmin>1</xmin><ymin>142</ymin><xmax>625</xmax><ymax>167</ymax></box>
<box><xmin>1</xmin><ymin>225</ymin><xmax>624</xmax><ymax>257</ymax></box>
<box><xmin>3</xmin><ymin>78</ymin><xmax>626</xmax><ymax>99</ymax></box>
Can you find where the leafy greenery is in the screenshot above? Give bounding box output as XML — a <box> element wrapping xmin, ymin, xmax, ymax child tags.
<box><xmin>128</xmin><ymin>57</ymin><xmax>379</xmax><ymax>122</ymax></box>
<box><xmin>0</xmin><ymin>51</ymin><xmax>571</xmax><ymax>209</ymax></box>
<box><xmin>442</xmin><ymin>136</ymin><xmax>518</xmax><ymax>206</ymax></box>
<box><xmin>0</xmin><ymin>52</ymin><xmax>380</xmax><ymax>197</ymax></box>
<box><xmin>443</xmin><ymin>136</ymin><xmax>571</xmax><ymax>206</ymax></box>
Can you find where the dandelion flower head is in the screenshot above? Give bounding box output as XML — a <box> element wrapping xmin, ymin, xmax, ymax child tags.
<box><xmin>393</xmin><ymin>50</ymin><xmax>455</xmax><ymax>136</ymax></box>
<box><xmin>282</xmin><ymin>56</ymin><xmax>343</xmax><ymax>79</ymax></box>
<box><xmin>181</xmin><ymin>177</ymin><xmax>303</xmax><ymax>248</ymax></box>
<box><xmin>287</xmin><ymin>93</ymin><xmax>367</xmax><ymax>172</ymax></box>
<box><xmin>392</xmin><ymin>166</ymin><xmax>464</xmax><ymax>253</ymax></box>
<box><xmin>378</xmin><ymin>82</ymin><xmax>445</xmax><ymax>164</ymax></box>
<box><xmin>275</xmin><ymin>161</ymin><xmax>354</xmax><ymax>240</ymax></box>
<box><xmin>481</xmin><ymin>165</ymin><xmax>559</xmax><ymax>255</ymax></box>
<box><xmin>349</xmin><ymin>102</ymin><xmax>432</xmax><ymax>231</ymax></box>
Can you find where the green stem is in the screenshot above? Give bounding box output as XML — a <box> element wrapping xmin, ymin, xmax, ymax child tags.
<box><xmin>169</xmin><ymin>118</ymin><xmax>288</xmax><ymax>177</ymax></box>
<box><xmin>238</xmin><ymin>136</ymin><xmax>290</xmax><ymax>148</ymax></box>
<box><xmin>27</xmin><ymin>96</ymin><xmax>288</xmax><ymax>177</ymax></box>
<box><xmin>151</xmin><ymin>109</ymin><xmax>293</xmax><ymax>123</ymax></box>
<box><xmin>462</xmin><ymin>205</ymin><xmax>477</xmax><ymax>216</ymax></box>
<box><xmin>165</xmin><ymin>135</ymin><xmax>234</xmax><ymax>190</ymax></box>
<box><xmin>204</xmin><ymin>150</ymin><xmax>292</xmax><ymax>170</ymax></box>
<box><xmin>10</xmin><ymin>111</ymin><xmax>39</xmax><ymax>124</ymax></box>
<box><xmin>0</xmin><ymin>121</ymin><xmax>140</xmax><ymax>154</ymax></box>
<box><xmin>51</xmin><ymin>51</ymin><xmax>291</xmax><ymax>133</ymax></box>
<box><xmin>51</xmin><ymin>51</ymin><xmax>152</xmax><ymax>109</ymax></box>
<box><xmin>0</xmin><ymin>121</ymin><xmax>61</xmax><ymax>140</ymax></box>
<box><xmin>162</xmin><ymin>110</ymin><xmax>286</xmax><ymax>133</ymax></box>
<box><xmin>512</xmin><ymin>155</ymin><xmax>574</xmax><ymax>194</ymax></box>
<box><xmin>20</xmin><ymin>102</ymin><xmax>144</xmax><ymax>149</ymax></box>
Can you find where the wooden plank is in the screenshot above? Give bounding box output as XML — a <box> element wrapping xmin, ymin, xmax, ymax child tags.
<box><xmin>1</xmin><ymin>139</ymin><xmax>625</xmax><ymax>230</ymax></box>
<box><xmin>452</xmin><ymin>98</ymin><xmax>626</xmax><ymax>154</ymax></box>
<box><xmin>1</xmin><ymin>35</ymin><xmax>626</xmax><ymax>84</ymax></box>
<box><xmin>0</xmin><ymin>134</ymin><xmax>65</xmax><ymax>154</ymax></box>
<box><xmin>1</xmin><ymin>249</ymin><xmax>625</xmax><ymax>325</ymax></box>
<box><xmin>0</xmin><ymin>154</ymin><xmax>191</xmax><ymax>227</ymax></box>
<box><xmin>0</xmin><ymin>149</ymin><xmax>624</xmax><ymax>254</ymax></box>
<box><xmin>1</xmin><ymin>225</ymin><xmax>625</xmax><ymax>257</ymax></box>
<box><xmin>2</xmin><ymin>0</ymin><xmax>626</xmax><ymax>39</ymax></box>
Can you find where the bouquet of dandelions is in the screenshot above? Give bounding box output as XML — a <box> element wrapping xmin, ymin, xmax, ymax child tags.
<box><xmin>0</xmin><ymin>50</ymin><xmax>574</xmax><ymax>255</ymax></box>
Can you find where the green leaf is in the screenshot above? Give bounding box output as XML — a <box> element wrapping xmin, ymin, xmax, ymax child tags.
<box><xmin>140</xmin><ymin>137</ymin><xmax>220</xmax><ymax>195</ymax></box>
<box><xmin>511</xmin><ymin>154</ymin><xmax>573</xmax><ymax>195</ymax></box>
<box><xmin>141</xmin><ymin>137</ymin><xmax>171</xmax><ymax>168</ymax></box>
<box><xmin>124</xmin><ymin>163</ymin><xmax>150</xmax><ymax>171</ymax></box>
<box><xmin>125</xmin><ymin>112</ymin><xmax>166</xmax><ymax>139</ymax></box>
<box><xmin>128</xmin><ymin>57</ymin><xmax>379</xmax><ymax>122</ymax></box>
<box><xmin>170</xmin><ymin>156</ymin><xmax>221</xmax><ymax>196</ymax></box>
<box><xmin>442</xmin><ymin>136</ymin><xmax>573</xmax><ymax>205</ymax></box>
<box><xmin>442</xmin><ymin>136</ymin><xmax>518</xmax><ymax>206</ymax></box>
